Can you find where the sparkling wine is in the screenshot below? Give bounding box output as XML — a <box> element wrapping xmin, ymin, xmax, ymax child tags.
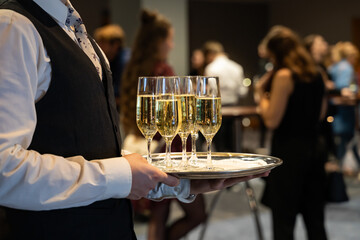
<box><xmin>178</xmin><ymin>94</ymin><xmax>196</xmax><ymax>139</ymax></box>
<box><xmin>196</xmin><ymin>97</ymin><xmax>222</xmax><ymax>140</ymax></box>
<box><xmin>156</xmin><ymin>96</ymin><xmax>181</xmax><ymax>142</ymax></box>
<box><xmin>136</xmin><ymin>95</ymin><xmax>157</xmax><ymax>139</ymax></box>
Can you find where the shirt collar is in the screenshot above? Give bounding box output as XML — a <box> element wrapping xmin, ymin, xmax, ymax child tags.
<box><xmin>33</xmin><ymin>0</ymin><xmax>69</xmax><ymax>25</ymax></box>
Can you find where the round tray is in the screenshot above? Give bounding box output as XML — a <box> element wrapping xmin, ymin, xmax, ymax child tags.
<box><xmin>150</xmin><ymin>152</ymin><xmax>282</xmax><ymax>179</ymax></box>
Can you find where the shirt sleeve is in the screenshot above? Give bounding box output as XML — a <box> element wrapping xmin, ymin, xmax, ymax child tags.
<box><xmin>0</xmin><ymin>10</ymin><xmax>132</xmax><ymax>211</ymax></box>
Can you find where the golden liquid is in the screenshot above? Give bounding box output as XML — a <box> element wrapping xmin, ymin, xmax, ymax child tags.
<box><xmin>136</xmin><ymin>95</ymin><xmax>157</xmax><ymax>139</ymax></box>
<box><xmin>156</xmin><ymin>96</ymin><xmax>181</xmax><ymax>142</ymax></box>
<box><xmin>196</xmin><ymin>97</ymin><xmax>222</xmax><ymax>140</ymax></box>
<box><xmin>178</xmin><ymin>94</ymin><xmax>196</xmax><ymax>139</ymax></box>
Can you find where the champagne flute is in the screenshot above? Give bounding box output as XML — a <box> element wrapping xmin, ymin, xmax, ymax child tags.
<box><xmin>189</xmin><ymin>76</ymin><xmax>200</xmax><ymax>166</ymax></box>
<box><xmin>136</xmin><ymin>77</ymin><xmax>157</xmax><ymax>164</ymax></box>
<box><xmin>156</xmin><ymin>76</ymin><xmax>181</xmax><ymax>168</ymax></box>
<box><xmin>178</xmin><ymin>76</ymin><xmax>196</xmax><ymax>168</ymax></box>
<box><xmin>196</xmin><ymin>76</ymin><xmax>222</xmax><ymax>169</ymax></box>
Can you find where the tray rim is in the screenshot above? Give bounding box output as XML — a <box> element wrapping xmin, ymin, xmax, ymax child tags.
<box><xmin>149</xmin><ymin>152</ymin><xmax>282</xmax><ymax>179</ymax></box>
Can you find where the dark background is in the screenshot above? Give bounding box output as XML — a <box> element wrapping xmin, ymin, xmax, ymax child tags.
<box><xmin>188</xmin><ymin>1</ymin><xmax>269</xmax><ymax>77</ymax></box>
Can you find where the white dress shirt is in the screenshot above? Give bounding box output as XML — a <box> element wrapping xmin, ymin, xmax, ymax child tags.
<box><xmin>204</xmin><ymin>55</ymin><xmax>247</xmax><ymax>105</ymax></box>
<box><xmin>0</xmin><ymin>0</ymin><xmax>190</xmax><ymax>211</ymax></box>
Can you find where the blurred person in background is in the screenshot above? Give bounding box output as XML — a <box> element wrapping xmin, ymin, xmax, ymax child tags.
<box><xmin>203</xmin><ymin>41</ymin><xmax>247</xmax><ymax>152</ymax></box>
<box><xmin>254</xmin><ymin>40</ymin><xmax>274</xmax><ymax>149</ymax></box>
<box><xmin>304</xmin><ymin>34</ymin><xmax>338</xmax><ymax>167</ymax></box>
<box><xmin>203</xmin><ymin>40</ymin><xmax>247</xmax><ymax>105</ymax></box>
<box><xmin>189</xmin><ymin>48</ymin><xmax>205</xmax><ymax>76</ymax></box>
<box><xmin>121</xmin><ymin>9</ymin><xmax>206</xmax><ymax>240</ymax></box>
<box><xmin>304</xmin><ymin>34</ymin><xmax>334</xmax><ymax>90</ymax></box>
<box><xmin>94</xmin><ymin>24</ymin><xmax>130</xmax><ymax>111</ymax></box>
<box><xmin>328</xmin><ymin>41</ymin><xmax>360</xmax><ymax>175</ymax></box>
<box><xmin>256</xmin><ymin>25</ymin><xmax>327</xmax><ymax>240</ymax></box>
<box><xmin>255</xmin><ymin>39</ymin><xmax>273</xmax><ymax>80</ymax></box>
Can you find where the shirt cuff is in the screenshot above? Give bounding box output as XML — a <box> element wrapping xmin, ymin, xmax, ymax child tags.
<box><xmin>100</xmin><ymin>157</ymin><xmax>132</xmax><ymax>199</ymax></box>
<box><xmin>146</xmin><ymin>179</ymin><xmax>196</xmax><ymax>203</ymax></box>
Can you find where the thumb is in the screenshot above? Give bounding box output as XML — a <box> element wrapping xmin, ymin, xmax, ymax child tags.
<box><xmin>160</xmin><ymin>174</ymin><xmax>180</xmax><ymax>187</ymax></box>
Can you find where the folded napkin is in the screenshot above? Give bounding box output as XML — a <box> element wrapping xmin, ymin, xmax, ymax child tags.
<box><xmin>212</xmin><ymin>158</ymin><xmax>268</xmax><ymax>170</ymax></box>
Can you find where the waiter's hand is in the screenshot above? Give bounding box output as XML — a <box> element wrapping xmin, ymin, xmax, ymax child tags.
<box><xmin>190</xmin><ymin>171</ymin><xmax>270</xmax><ymax>195</ymax></box>
<box><xmin>124</xmin><ymin>153</ymin><xmax>179</xmax><ymax>200</ymax></box>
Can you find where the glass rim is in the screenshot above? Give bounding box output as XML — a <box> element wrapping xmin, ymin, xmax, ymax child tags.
<box><xmin>138</xmin><ymin>76</ymin><xmax>158</xmax><ymax>79</ymax></box>
<box><xmin>155</xmin><ymin>76</ymin><xmax>180</xmax><ymax>79</ymax></box>
<box><xmin>138</xmin><ymin>75</ymin><xmax>219</xmax><ymax>78</ymax></box>
<box><xmin>198</xmin><ymin>76</ymin><xmax>219</xmax><ymax>79</ymax></box>
<box><xmin>138</xmin><ymin>76</ymin><xmax>179</xmax><ymax>78</ymax></box>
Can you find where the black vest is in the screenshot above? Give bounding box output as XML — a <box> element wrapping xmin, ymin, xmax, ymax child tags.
<box><xmin>0</xmin><ymin>0</ymin><xmax>135</xmax><ymax>239</ymax></box>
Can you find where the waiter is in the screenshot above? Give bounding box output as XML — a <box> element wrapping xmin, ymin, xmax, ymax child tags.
<box><xmin>0</xmin><ymin>0</ymin><xmax>268</xmax><ymax>239</ymax></box>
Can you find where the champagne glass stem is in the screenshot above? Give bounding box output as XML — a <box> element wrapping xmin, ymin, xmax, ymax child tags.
<box><xmin>146</xmin><ymin>138</ymin><xmax>152</xmax><ymax>164</ymax></box>
<box><xmin>165</xmin><ymin>140</ymin><xmax>172</xmax><ymax>168</ymax></box>
<box><xmin>191</xmin><ymin>132</ymin><xmax>198</xmax><ymax>162</ymax></box>
<box><xmin>206</xmin><ymin>138</ymin><xmax>213</xmax><ymax>169</ymax></box>
<box><xmin>181</xmin><ymin>137</ymin><xmax>188</xmax><ymax>167</ymax></box>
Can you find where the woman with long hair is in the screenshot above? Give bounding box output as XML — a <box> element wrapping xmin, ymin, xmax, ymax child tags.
<box><xmin>121</xmin><ymin>9</ymin><xmax>174</xmax><ymax>138</ymax></box>
<box><xmin>120</xmin><ymin>9</ymin><xmax>206</xmax><ymax>240</ymax></box>
<box><xmin>255</xmin><ymin>26</ymin><xmax>327</xmax><ymax>240</ymax></box>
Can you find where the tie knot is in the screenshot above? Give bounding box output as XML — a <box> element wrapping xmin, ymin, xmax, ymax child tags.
<box><xmin>65</xmin><ymin>6</ymin><xmax>83</xmax><ymax>28</ymax></box>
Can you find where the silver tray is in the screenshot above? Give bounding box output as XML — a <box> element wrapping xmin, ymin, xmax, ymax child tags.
<box><xmin>150</xmin><ymin>152</ymin><xmax>282</xmax><ymax>179</ymax></box>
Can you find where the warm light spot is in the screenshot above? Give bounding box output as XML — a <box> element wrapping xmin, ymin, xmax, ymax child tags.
<box><xmin>243</xmin><ymin>78</ymin><xmax>252</xmax><ymax>87</ymax></box>
<box><xmin>349</xmin><ymin>84</ymin><xmax>357</xmax><ymax>92</ymax></box>
<box><xmin>327</xmin><ymin>116</ymin><xmax>334</xmax><ymax>123</ymax></box>
<box><xmin>265</xmin><ymin>62</ymin><xmax>273</xmax><ymax>72</ymax></box>
<box><xmin>242</xmin><ymin>117</ymin><xmax>251</xmax><ymax>127</ymax></box>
